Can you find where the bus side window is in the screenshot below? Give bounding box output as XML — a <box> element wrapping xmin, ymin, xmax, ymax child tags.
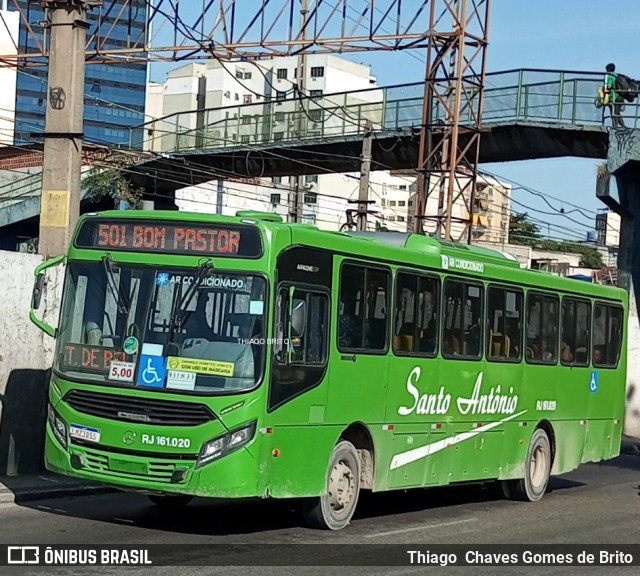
<box><xmin>561</xmin><ymin>298</ymin><xmax>591</xmax><ymax>367</ymax></box>
<box><xmin>393</xmin><ymin>272</ymin><xmax>439</xmax><ymax>356</ymax></box>
<box><xmin>442</xmin><ymin>279</ymin><xmax>483</xmax><ymax>360</ymax></box>
<box><xmin>525</xmin><ymin>293</ymin><xmax>558</xmax><ymax>365</ymax></box>
<box><xmin>274</xmin><ymin>288</ymin><xmax>328</xmax><ymax>365</ymax></box>
<box><xmin>593</xmin><ymin>303</ymin><xmax>623</xmax><ymax>368</ymax></box>
<box><xmin>487</xmin><ymin>286</ymin><xmax>523</xmax><ymax>362</ymax></box>
<box><xmin>338</xmin><ymin>263</ymin><xmax>390</xmax><ymax>353</ymax></box>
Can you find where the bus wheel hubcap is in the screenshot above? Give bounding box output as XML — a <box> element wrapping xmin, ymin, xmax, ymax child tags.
<box><xmin>530</xmin><ymin>444</ymin><xmax>547</xmax><ymax>488</ymax></box>
<box><xmin>328</xmin><ymin>460</ymin><xmax>355</xmax><ymax>512</ymax></box>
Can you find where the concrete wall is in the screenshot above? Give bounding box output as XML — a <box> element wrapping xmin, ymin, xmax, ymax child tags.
<box><xmin>0</xmin><ymin>251</ymin><xmax>63</xmax><ymax>476</ymax></box>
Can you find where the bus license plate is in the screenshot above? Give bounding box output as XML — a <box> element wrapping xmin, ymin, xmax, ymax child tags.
<box><xmin>69</xmin><ymin>424</ymin><xmax>101</xmax><ymax>443</ymax></box>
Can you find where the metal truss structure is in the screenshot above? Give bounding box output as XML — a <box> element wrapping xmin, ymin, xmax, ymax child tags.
<box><xmin>1</xmin><ymin>0</ymin><xmax>489</xmax><ymax>244</ymax></box>
<box><xmin>1</xmin><ymin>0</ymin><xmax>437</xmax><ymax>66</ymax></box>
<box><xmin>412</xmin><ymin>0</ymin><xmax>490</xmax><ymax>242</ymax></box>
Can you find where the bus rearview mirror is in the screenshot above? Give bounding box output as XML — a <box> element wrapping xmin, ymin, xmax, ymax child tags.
<box><xmin>32</xmin><ymin>273</ymin><xmax>45</xmax><ymax>310</ymax></box>
<box><xmin>290</xmin><ymin>298</ymin><xmax>306</xmax><ymax>338</ymax></box>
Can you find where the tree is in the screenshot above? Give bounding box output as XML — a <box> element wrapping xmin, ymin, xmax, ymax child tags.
<box><xmin>83</xmin><ymin>152</ymin><xmax>144</xmax><ymax>209</ymax></box>
<box><xmin>509</xmin><ymin>212</ymin><xmax>603</xmax><ymax>269</ymax></box>
<box><xmin>509</xmin><ymin>212</ymin><xmax>541</xmax><ymax>245</ymax></box>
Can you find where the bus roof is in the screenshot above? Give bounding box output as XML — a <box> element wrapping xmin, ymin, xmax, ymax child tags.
<box><xmin>74</xmin><ymin>210</ymin><xmax>626</xmax><ymax>302</ymax></box>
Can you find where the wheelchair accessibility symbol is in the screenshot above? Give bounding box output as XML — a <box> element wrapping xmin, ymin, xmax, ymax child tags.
<box><xmin>590</xmin><ymin>371</ymin><xmax>599</xmax><ymax>393</ymax></box>
<box><xmin>137</xmin><ymin>354</ymin><xmax>167</xmax><ymax>388</ymax></box>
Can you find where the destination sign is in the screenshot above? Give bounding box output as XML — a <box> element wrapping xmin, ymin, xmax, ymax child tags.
<box><xmin>75</xmin><ymin>220</ymin><xmax>262</xmax><ymax>257</ymax></box>
<box><xmin>62</xmin><ymin>344</ymin><xmax>133</xmax><ymax>375</ymax></box>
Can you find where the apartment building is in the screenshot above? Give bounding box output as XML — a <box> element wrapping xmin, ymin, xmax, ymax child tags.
<box><xmin>145</xmin><ymin>54</ymin><xmax>380</xmax><ymax>152</ymax></box>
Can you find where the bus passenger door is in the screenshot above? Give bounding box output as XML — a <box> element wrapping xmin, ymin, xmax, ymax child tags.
<box><xmin>325</xmin><ymin>261</ymin><xmax>390</xmax><ymax>426</ymax></box>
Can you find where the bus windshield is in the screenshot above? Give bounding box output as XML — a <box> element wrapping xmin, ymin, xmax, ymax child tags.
<box><xmin>55</xmin><ymin>261</ymin><xmax>267</xmax><ymax>394</ymax></box>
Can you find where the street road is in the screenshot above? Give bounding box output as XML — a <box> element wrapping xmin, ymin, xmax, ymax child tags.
<box><xmin>1</xmin><ymin>455</ymin><xmax>639</xmax><ymax>575</ymax></box>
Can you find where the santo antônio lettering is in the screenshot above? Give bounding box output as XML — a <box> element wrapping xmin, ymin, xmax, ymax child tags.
<box><xmin>96</xmin><ymin>223</ymin><xmax>241</xmax><ymax>254</ymax></box>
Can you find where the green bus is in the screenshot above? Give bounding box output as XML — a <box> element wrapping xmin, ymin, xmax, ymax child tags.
<box><xmin>31</xmin><ymin>210</ymin><xmax>627</xmax><ymax>530</ymax></box>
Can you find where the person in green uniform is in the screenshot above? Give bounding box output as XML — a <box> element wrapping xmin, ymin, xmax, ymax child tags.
<box><xmin>604</xmin><ymin>63</ymin><xmax>625</xmax><ymax>127</ymax></box>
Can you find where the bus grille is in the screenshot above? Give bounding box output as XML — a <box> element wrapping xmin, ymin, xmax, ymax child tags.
<box><xmin>64</xmin><ymin>389</ymin><xmax>216</xmax><ymax>426</ymax></box>
<box><xmin>81</xmin><ymin>449</ymin><xmax>181</xmax><ymax>483</ymax></box>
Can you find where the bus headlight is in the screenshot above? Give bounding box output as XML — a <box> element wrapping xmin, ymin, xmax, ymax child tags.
<box><xmin>196</xmin><ymin>421</ymin><xmax>257</xmax><ymax>468</ymax></box>
<box><xmin>48</xmin><ymin>404</ymin><xmax>68</xmax><ymax>448</ymax></box>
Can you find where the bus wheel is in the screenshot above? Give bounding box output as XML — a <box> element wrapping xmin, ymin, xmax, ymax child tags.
<box><xmin>503</xmin><ymin>429</ymin><xmax>551</xmax><ymax>502</ymax></box>
<box><xmin>302</xmin><ymin>440</ymin><xmax>361</xmax><ymax>530</ymax></box>
<box><xmin>147</xmin><ymin>495</ymin><xmax>193</xmax><ymax>508</ymax></box>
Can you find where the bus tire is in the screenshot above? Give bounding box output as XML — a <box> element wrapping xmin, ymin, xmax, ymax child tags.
<box><xmin>147</xmin><ymin>494</ymin><xmax>193</xmax><ymax>508</ymax></box>
<box><xmin>504</xmin><ymin>429</ymin><xmax>551</xmax><ymax>502</ymax></box>
<box><xmin>301</xmin><ymin>440</ymin><xmax>361</xmax><ymax>530</ymax></box>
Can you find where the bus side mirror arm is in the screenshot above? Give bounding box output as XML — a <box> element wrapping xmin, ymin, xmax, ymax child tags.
<box><xmin>30</xmin><ymin>255</ymin><xmax>65</xmax><ymax>337</ymax></box>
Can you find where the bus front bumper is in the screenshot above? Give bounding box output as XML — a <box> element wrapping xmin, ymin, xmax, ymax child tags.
<box><xmin>44</xmin><ymin>423</ymin><xmax>261</xmax><ymax>499</ymax></box>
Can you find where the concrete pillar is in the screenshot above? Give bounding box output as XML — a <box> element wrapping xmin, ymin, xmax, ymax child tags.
<box><xmin>613</xmin><ymin>167</ymin><xmax>640</xmax><ymax>438</ymax></box>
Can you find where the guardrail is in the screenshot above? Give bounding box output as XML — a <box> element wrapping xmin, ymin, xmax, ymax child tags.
<box><xmin>131</xmin><ymin>69</ymin><xmax>638</xmax><ymax>154</ymax></box>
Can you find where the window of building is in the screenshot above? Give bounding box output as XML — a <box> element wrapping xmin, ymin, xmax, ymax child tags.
<box><xmin>398</xmin><ymin>200</ymin><xmax>406</xmax><ymax>207</ymax></box>
<box><xmin>243</xmin><ymin>95</ymin><xmax>252</xmax><ymax>105</ymax></box>
<box><xmin>561</xmin><ymin>298</ymin><xmax>591</xmax><ymax>366</ymax></box>
<box><xmin>270</xmin><ymin>193</ymin><xmax>281</xmax><ymax>204</ymax></box>
<box><xmin>272</xmin><ymin>176</ymin><xmax>282</xmax><ymax>184</ymax></box>
<box><xmin>381</xmin><ymin>199</ymin><xmax>386</xmax><ymax>206</ymax></box>
<box><xmin>389</xmin><ymin>200</ymin><xmax>396</xmax><ymax>207</ymax></box>
<box><xmin>224</xmin><ymin>91</ymin><xmax>230</xmax><ymax>98</ymax></box>
<box><xmin>310</xmin><ymin>66</ymin><xmax>325</xmax><ymax>78</ymax></box>
<box><xmin>592</xmin><ymin>303</ymin><xmax>624</xmax><ymax>368</ymax></box>
<box><xmin>397</xmin><ymin>216</ymin><xmax>405</xmax><ymax>222</ymax></box>
<box><xmin>273</xmin><ymin>132</ymin><xmax>284</xmax><ymax>142</ymax></box>
<box><xmin>302</xmin><ymin>213</ymin><xmax>316</xmax><ymax>225</ymax></box>
<box><xmin>393</xmin><ymin>273</ymin><xmax>439</xmax><ymax>356</ymax></box>
<box><xmin>408</xmin><ymin>200</ymin><xmax>414</xmax><ymax>207</ymax></box>
<box><xmin>487</xmin><ymin>286</ymin><xmax>523</xmax><ymax>362</ymax></box>
<box><xmin>442</xmin><ymin>280</ymin><xmax>483</xmax><ymax>359</ymax></box>
<box><xmin>310</xmin><ymin>90</ymin><xmax>323</xmax><ymax>98</ymax></box>
<box><xmin>277</xmin><ymin>68</ymin><xmax>288</xmax><ymax>79</ymax></box>
<box><xmin>235</xmin><ymin>69</ymin><xmax>244</xmax><ymax>79</ymax></box>
<box><xmin>399</xmin><ymin>185</ymin><xmax>407</xmax><ymax>190</ymax></box>
<box><xmin>244</xmin><ymin>71</ymin><xmax>252</xmax><ymax>80</ymax></box>
<box><xmin>274</xmin><ymin>111</ymin><xmax>285</xmax><ymax>122</ymax></box>
<box><xmin>526</xmin><ymin>293</ymin><xmax>559</xmax><ymax>364</ymax></box>
<box><xmin>305</xmin><ymin>174</ymin><xmax>318</xmax><ymax>183</ymax></box>
<box><xmin>234</xmin><ymin>93</ymin><xmax>239</xmax><ymax>101</ymax></box>
<box><xmin>309</xmin><ymin>109</ymin><xmax>323</xmax><ymax>122</ymax></box>
<box><xmin>303</xmin><ymin>192</ymin><xmax>317</xmax><ymax>204</ymax></box>
<box><xmin>338</xmin><ymin>264</ymin><xmax>390</xmax><ymax>353</ymax></box>
<box><xmin>388</xmin><ymin>215</ymin><xmax>396</xmax><ymax>221</ymax></box>
<box><xmin>240</xmin><ymin>135</ymin><xmax>250</xmax><ymax>144</ymax></box>
<box><xmin>276</xmin><ymin>91</ymin><xmax>287</xmax><ymax>101</ymax></box>
<box><xmin>241</xmin><ymin>115</ymin><xmax>252</xmax><ymax>125</ymax></box>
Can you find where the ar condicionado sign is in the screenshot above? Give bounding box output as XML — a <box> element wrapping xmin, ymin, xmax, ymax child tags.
<box><xmin>75</xmin><ymin>220</ymin><xmax>262</xmax><ymax>257</ymax></box>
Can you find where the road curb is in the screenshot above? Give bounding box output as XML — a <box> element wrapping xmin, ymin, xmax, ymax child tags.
<box><xmin>0</xmin><ymin>481</ymin><xmax>116</xmax><ymax>505</ymax></box>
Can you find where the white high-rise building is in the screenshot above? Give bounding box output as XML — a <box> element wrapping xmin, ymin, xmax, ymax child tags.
<box><xmin>146</xmin><ymin>54</ymin><xmax>511</xmax><ymax>237</ymax></box>
<box><xmin>146</xmin><ymin>54</ymin><xmax>380</xmax><ymax>153</ymax></box>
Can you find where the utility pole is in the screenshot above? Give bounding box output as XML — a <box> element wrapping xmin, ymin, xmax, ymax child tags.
<box><xmin>357</xmin><ymin>121</ymin><xmax>373</xmax><ymax>231</ymax></box>
<box><xmin>38</xmin><ymin>1</ymin><xmax>94</xmax><ymax>256</ymax></box>
<box><xmin>289</xmin><ymin>0</ymin><xmax>308</xmax><ymax>223</ymax></box>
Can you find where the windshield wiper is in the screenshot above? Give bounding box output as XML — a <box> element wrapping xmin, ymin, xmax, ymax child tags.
<box><xmin>102</xmin><ymin>255</ymin><xmax>130</xmax><ymax>315</ymax></box>
<box><xmin>166</xmin><ymin>260</ymin><xmax>214</xmax><ymax>342</ymax></box>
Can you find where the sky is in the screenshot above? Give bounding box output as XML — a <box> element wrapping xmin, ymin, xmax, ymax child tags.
<box><xmin>147</xmin><ymin>0</ymin><xmax>640</xmax><ymax>241</ymax></box>
<box><xmin>328</xmin><ymin>0</ymin><xmax>640</xmax><ymax>242</ymax></box>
